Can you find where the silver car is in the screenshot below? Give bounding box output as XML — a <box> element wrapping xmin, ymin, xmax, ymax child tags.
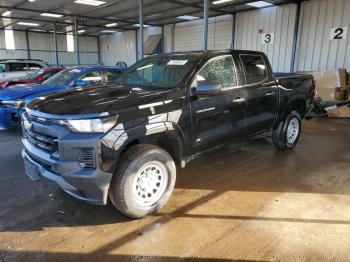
<box><xmin>0</xmin><ymin>59</ymin><xmax>50</xmax><ymax>82</ymax></box>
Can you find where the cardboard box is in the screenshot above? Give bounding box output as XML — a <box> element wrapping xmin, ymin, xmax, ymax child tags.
<box><xmin>312</xmin><ymin>68</ymin><xmax>347</xmax><ymax>89</ymax></box>
<box><xmin>327</xmin><ymin>105</ymin><xmax>350</xmax><ymax>118</ymax></box>
<box><xmin>315</xmin><ymin>87</ymin><xmax>339</xmax><ymax>101</ymax></box>
<box><xmin>312</xmin><ymin>68</ymin><xmax>348</xmax><ymax>101</ymax></box>
<box><xmin>335</xmin><ymin>90</ymin><xmax>346</xmax><ymax>101</ymax></box>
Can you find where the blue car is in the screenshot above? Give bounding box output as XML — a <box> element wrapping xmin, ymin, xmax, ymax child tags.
<box><xmin>0</xmin><ymin>66</ymin><xmax>124</xmax><ymax>130</ymax></box>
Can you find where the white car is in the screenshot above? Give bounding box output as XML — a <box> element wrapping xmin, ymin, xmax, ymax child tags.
<box><xmin>0</xmin><ymin>59</ymin><xmax>50</xmax><ymax>82</ymax></box>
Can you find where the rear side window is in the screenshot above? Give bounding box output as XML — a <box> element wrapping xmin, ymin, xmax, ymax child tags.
<box><xmin>79</xmin><ymin>70</ymin><xmax>102</xmax><ymax>86</ymax></box>
<box><xmin>9</xmin><ymin>63</ymin><xmax>27</xmax><ymax>72</ymax></box>
<box><xmin>197</xmin><ymin>55</ymin><xmax>237</xmax><ymax>88</ymax></box>
<box><xmin>240</xmin><ymin>55</ymin><xmax>268</xmax><ymax>84</ymax></box>
<box><xmin>0</xmin><ymin>64</ymin><xmax>7</xmax><ymax>72</ymax></box>
<box><xmin>28</xmin><ymin>63</ymin><xmax>43</xmax><ymax>70</ymax></box>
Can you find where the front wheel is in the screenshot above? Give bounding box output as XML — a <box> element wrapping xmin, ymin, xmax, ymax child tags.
<box><xmin>109</xmin><ymin>144</ymin><xmax>176</xmax><ymax>218</ymax></box>
<box><xmin>272</xmin><ymin>111</ymin><xmax>302</xmax><ymax>151</ymax></box>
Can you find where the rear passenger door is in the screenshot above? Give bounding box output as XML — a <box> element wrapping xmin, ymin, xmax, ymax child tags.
<box><xmin>190</xmin><ymin>55</ymin><xmax>246</xmax><ymax>152</ymax></box>
<box><xmin>239</xmin><ymin>54</ymin><xmax>278</xmax><ymax>135</ymax></box>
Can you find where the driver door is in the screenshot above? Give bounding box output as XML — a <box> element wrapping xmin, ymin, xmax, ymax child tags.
<box><xmin>190</xmin><ymin>55</ymin><xmax>246</xmax><ymax>153</ymax></box>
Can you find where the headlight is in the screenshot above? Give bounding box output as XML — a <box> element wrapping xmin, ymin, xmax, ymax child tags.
<box><xmin>61</xmin><ymin>115</ymin><xmax>118</xmax><ymax>133</ymax></box>
<box><xmin>2</xmin><ymin>100</ymin><xmax>24</xmax><ymax>108</ymax></box>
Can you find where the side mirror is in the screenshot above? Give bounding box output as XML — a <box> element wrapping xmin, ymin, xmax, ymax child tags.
<box><xmin>193</xmin><ymin>82</ymin><xmax>222</xmax><ymax>96</ymax></box>
<box><xmin>75</xmin><ymin>80</ymin><xmax>87</xmax><ymax>87</ymax></box>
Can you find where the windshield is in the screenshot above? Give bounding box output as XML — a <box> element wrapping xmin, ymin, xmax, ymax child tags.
<box><xmin>25</xmin><ymin>69</ymin><xmax>45</xmax><ymax>80</ymax></box>
<box><xmin>116</xmin><ymin>56</ymin><xmax>199</xmax><ymax>89</ymax></box>
<box><xmin>42</xmin><ymin>68</ymin><xmax>79</xmax><ymax>86</ymax></box>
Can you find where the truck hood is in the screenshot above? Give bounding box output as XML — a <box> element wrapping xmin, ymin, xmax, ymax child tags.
<box><xmin>27</xmin><ymin>86</ymin><xmax>183</xmax><ymax>118</ymax></box>
<box><xmin>0</xmin><ymin>83</ymin><xmax>56</xmax><ymax>101</ymax></box>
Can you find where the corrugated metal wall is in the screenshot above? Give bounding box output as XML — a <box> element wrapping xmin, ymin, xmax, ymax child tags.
<box><xmin>235</xmin><ymin>4</ymin><xmax>297</xmax><ymax>72</ymax></box>
<box><xmin>173</xmin><ymin>15</ymin><xmax>233</xmax><ymax>52</ymax></box>
<box><xmin>0</xmin><ymin>30</ymin><xmax>99</xmax><ymax>66</ymax></box>
<box><xmin>295</xmin><ymin>0</ymin><xmax>350</xmax><ymax>72</ymax></box>
<box><xmin>99</xmin><ymin>31</ymin><xmax>137</xmax><ymax>67</ymax></box>
<box><xmin>97</xmin><ymin>0</ymin><xmax>350</xmax><ymax>72</ymax></box>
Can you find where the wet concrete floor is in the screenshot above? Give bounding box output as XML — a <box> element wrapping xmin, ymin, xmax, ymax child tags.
<box><xmin>1</xmin><ymin>118</ymin><xmax>350</xmax><ymax>261</ymax></box>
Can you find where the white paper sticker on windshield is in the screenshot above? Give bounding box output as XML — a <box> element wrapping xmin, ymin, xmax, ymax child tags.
<box><xmin>167</xmin><ymin>60</ymin><xmax>188</xmax><ymax>66</ymax></box>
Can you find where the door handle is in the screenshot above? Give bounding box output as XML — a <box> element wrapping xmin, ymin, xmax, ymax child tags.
<box><xmin>233</xmin><ymin>97</ymin><xmax>246</xmax><ymax>103</ymax></box>
<box><xmin>265</xmin><ymin>91</ymin><xmax>275</xmax><ymax>96</ymax></box>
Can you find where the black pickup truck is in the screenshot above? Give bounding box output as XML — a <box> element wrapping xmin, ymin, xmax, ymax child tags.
<box><xmin>21</xmin><ymin>50</ymin><xmax>314</xmax><ymax>218</ymax></box>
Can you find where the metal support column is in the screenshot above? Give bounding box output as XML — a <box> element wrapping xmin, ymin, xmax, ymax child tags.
<box><xmin>290</xmin><ymin>2</ymin><xmax>301</xmax><ymax>73</ymax></box>
<box><xmin>231</xmin><ymin>13</ymin><xmax>236</xmax><ymax>50</ymax></box>
<box><xmin>75</xmin><ymin>17</ymin><xmax>81</xmax><ymax>65</ymax></box>
<box><xmin>203</xmin><ymin>0</ymin><xmax>209</xmax><ymax>51</ymax></box>
<box><xmin>161</xmin><ymin>25</ymin><xmax>164</xmax><ymax>54</ymax></box>
<box><xmin>171</xmin><ymin>23</ymin><xmax>175</xmax><ymax>52</ymax></box>
<box><xmin>25</xmin><ymin>30</ymin><xmax>30</xmax><ymax>59</ymax></box>
<box><xmin>139</xmin><ymin>0</ymin><xmax>144</xmax><ymax>60</ymax></box>
<box><xmin>97</xmin><ymin>36</ymin><xmax>101</xmax><ymax>64</ymax></box>
<box><xmin>135</xmin><ymin>29</ymin><xmax>139</xmax><ymax>62</ymax></box>
<box><xmin>53</xmin><ymin>23</ymin><xmax>59</xmax><ymax>66</ymax></box>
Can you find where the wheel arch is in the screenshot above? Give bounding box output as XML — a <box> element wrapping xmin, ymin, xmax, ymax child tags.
<box><xmin>104</xmin><ymin>121</ymin><xmax>186</xmax><ymax>174</ymax></box>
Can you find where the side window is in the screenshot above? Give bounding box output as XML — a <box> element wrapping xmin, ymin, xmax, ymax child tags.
<box><xmin>104</xmin><ymin>70</ymin><xmax>120</xmax><ymax>84</ymax></box>
<box><xmin>9</xmin><ymin>63</ymin><xmax>27</xmax><ymax>72</ymax></box>
<box><xmin>240</xmin><ymin>55</ymin><xmax>268</xmax><ymax>84</ymax></box>
<box><xmin>196</xmin><ymin>55</ymin><xmax>237</xmax><ymax>88</ymax></box>
<box><xmin>0</xmin><ymin>64</ymin><xmax>7</xmax><ymax>72</ymax></box>
<box><xmin>28</xmin><ymin>63</ymin><xmax>43</xmax><ymax>70</ymax></box>
<box><xmin>78</xmin><ymin>71</ymin><xmax>102</xmax><ymax>86</ymax></box>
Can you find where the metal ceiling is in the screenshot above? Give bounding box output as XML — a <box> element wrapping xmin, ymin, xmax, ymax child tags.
<box><xmin>0</xmin><ymin>0</ymin><xmax>303</xmax><ymax>36</ymax></box>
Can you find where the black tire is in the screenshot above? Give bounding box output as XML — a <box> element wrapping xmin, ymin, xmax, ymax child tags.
<box><xmin>272</xmin><ymin>111</ymin><xmax>302</xmax><ymax>151</ymax></box>
<box><xmin>109</xmin><ymin>144</ymin><xmax>176</xmax><ymax>218</ymax></box>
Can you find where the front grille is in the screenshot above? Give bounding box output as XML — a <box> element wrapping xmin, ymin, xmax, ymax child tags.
<box><xmin>28</xmin><ymin>114</ymin><xmax>54</xmax><ymax>125</ymax></box>
<box><xmin>78</xmin><ymin>149</ymin><xmax>96</xmax><ymax>169</ymax></box>
<box><xmin>24</xmin><ymin>128</ymin><xmax>58</xmax><ymax>153</ymax></box>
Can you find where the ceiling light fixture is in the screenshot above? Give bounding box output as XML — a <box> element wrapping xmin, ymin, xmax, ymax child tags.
<box><xmin>28</xmin><ymin>0</ymin><xmax>36</xmax><ymax>2</ymax></box>
<box><xmin>105</xmin><ymin>22</ymin><xmax>118</xmax><ymax>27</ymax></box>
<box><xmin>133</xmin><ymin>23</ymin><xmax>151</xmax><ymax>27</ymax></box>
<box><xmin>212</xmin><ymin>0</ymin><xmax>233</xmax><ymax>4</ymax></box>
<box><xmin>246</xmin><ymin>1</ymin><xmax>274</xmax><ymax>8</ymax></box>
<box><xmin>177</xmin><ymin>15</ymin><xmax>199</xmax><ymax>20</ymax></box>
<box><xmin>74</xmin><ymin>0</ymin><xmax>106</xmax><ymax>6</ymax></box>
<box><xmin>17</xmin><ymin>22</ymin><xmax>40</xmax><ymax>26</ymax></box>
<box><xmin>100</xmin><ymin>30</ymin><xmax>118</xmax><ymax>33</ymax></box>
<box><xmin>2</xmin><ymin>11</ymin><xmax>12</xmax><ymax>16</ymax></box>
<box><xmin>146</xmin><ymin>13</ymin><xmax>162</xmax><ymax>18</ymax></box>
<box><xmin>78</xmin><ymin>29</ymin><xmax>86</xmax><ymax>33</ymax></box>
<box><xmin>40</xmin><ymin>13</ymin><xmax>63</xmax><ymax>18</ymax></box>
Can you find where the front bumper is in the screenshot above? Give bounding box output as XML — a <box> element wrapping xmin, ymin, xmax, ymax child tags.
<box><xmin>21</xmin><ymin>118</ymin><xmax>113</xmax><ymax>205</ymax></box>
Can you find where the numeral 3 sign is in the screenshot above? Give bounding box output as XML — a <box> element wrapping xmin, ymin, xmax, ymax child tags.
<box><xmin>262</xmin><ymin>33</ymin><xmax>274</xmax><ymax>44</ymax></box>
<box><xmin>330</xmin><ymin>27</ymin><xmax>348</xmax><ymax>40</ymax></box>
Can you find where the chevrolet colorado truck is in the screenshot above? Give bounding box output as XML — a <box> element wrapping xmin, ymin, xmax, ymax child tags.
<box><xmin>21</xmin><ymin>50</ymin><xmax>314</xmax><ymax>218</ymax></box>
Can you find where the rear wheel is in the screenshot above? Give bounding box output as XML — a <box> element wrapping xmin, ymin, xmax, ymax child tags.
<box><xmin>272</xmin><ymin>111</ymin><xmax>302</xmax><ymax>150</ymax></box>
<box><xmin>109</xmin><ymin>144</ymin><xmax>176</xmax><ymax>218</ymax></box>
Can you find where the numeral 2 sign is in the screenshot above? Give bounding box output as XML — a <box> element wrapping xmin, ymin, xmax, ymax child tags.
<box><xmin>262</xmin><ymin>33</ymin><xmax>274</xmax><ymax>44</ymax></box>
<box><xmin>330</xmin><ymin>27</ymin><xmax>348</xmax><ymax>40</ymax></box>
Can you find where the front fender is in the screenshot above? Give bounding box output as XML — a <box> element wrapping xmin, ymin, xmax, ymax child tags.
<box><xmin>100</xmin><ymin>110</ymin><xmax>185</xmax><ymax>173</ymax></box>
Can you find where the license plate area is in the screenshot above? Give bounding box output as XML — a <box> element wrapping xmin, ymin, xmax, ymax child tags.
<box><xmin>24</xmin><ymin>158</ymin><xmax>40</xmax><ymax>182</ymax></box>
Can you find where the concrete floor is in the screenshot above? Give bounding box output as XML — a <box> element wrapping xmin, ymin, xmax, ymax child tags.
<box><xmin>1</xmin><ymin>118</ymin><xmax>350</xmax><ymax>262</ymax></box>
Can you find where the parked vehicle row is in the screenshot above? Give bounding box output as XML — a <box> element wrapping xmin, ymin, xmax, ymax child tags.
<box><xmin>0</xmin><ymin>59</ymin><xmax>50</xmax><ymax>82</ymax></box>
<box><xmin>0</xmin><ymin>65</ymin><xmax>124</xmax><ymax>129</ymax></box>
<box><xmin>18</xmin><ymin>50</ymin><xmax>315</xmax><ymax>218</ymax></box>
